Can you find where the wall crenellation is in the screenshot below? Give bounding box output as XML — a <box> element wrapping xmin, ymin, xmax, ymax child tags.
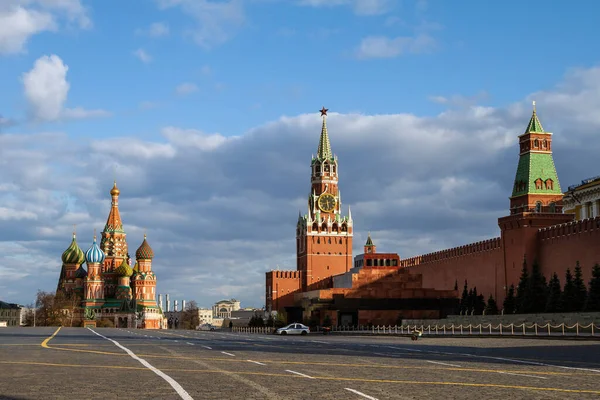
<box><xmin>399</xmin><ymin>237</ymin><xmax>501</xmax><ymax>267</ymax></box>
<box><xmin>539</xmin><ymin>216</ymin><xmax>600</xmax><ymax>241</ymax></box>
<box><xmin>272</xmin><ymin>270</ymin><xmax>301</xmax><ymax>279</ymax></box>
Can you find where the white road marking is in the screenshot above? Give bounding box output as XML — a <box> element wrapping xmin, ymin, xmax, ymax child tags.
<box><xmin>311</xmin><ymin>340</ymin><xmax>327</xmax><ymax>344</ymax></box>
<box><xmin>248</xmin><ymin>360</ymin><xmax>266</xmax><ymax>366</ymax></box>
<box><xmin>202</xmin><ymin>345</ymin><xmax>212</xmax><ymax>350</ymax></box>
<box><xmin>387</xmin><ymin>346</ymin><xmax>422</xmax><ymax>352</ymax></box>
<box><xmin>426</xmin><ymin>360</ymin><xmax>462</xmax><ymax>368</ymax></box>
<box><xmin>497</xmin><ymin>371</ymin><xmax>548</xmax><ymax>380</ymax></box>
<box><xmin>186</xmin><ymin>342</ymin><xmax>194</xmax><ymax>346</ymax></box>
<box><xmin>285</xmin><ymin>370</ymin><xmax>315</xmax><ymax>379</ymax></box>
<box><xmin>386</xmin><ymin>346</ymin><xmax>600</xmax><ymax>373</ymax></box>
<box><xmin>88</xmin><ymin>328</ymin><xmax>193</xmax><ymax>400</ymax></box>
<box><xmin>345</xmin><ymin>388</ymin><xmax>379</xmax><ymax>399</ymax></box>
<box><xmin>221</xmin><ymin>351</ymin><xmax>235</xmax><ymax>357</ymax></box>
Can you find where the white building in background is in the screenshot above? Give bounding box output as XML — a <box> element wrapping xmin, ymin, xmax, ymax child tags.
<box><xmin>563</xmin><ymin>175</ymin><xmax>600</xmax><ymax>219</ymax></box>
<box><xmin>198</xmin><ymin>308</ymin><xmax>213</xmax><ymax>325</ymax></box>
<box><xmin>212</xmin><ymin>299</ymin><xmax>241</xmax><ymax>318</ymax></box>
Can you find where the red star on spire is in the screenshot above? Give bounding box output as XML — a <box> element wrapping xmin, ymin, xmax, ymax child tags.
<box><xmin>320</xmin><ymin>107</ymin><xmax>328</xmax><ymax>117</ymax></box>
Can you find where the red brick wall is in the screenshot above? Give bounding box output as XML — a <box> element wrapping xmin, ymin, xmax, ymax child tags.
<box><xmin>266</xmin><ymin>271</ymin><xmax>301</xmax><ymax>312</ymax></box>
<box><xmin>400</xmin><ymin>239</ymin><xmax>505</xmax><ymax>303</ymax></box>
<box><xmin>538</xmin><ymin>217</ymin><xmax>600</xmax><ymax>286</ymax></box>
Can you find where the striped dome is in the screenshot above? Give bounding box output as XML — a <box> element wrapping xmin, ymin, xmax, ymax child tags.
<box><xmin>61</xmin><ymin>234</ymin><xmax>85</xmax><ymax>265</ymax></box>
<box><xmin>115</xmin><ymin>258</ymin><xmax>133</xmax><ymax>277</ymax></box>
<box><xmin>85</xmin><ymin>236</ymin><xmax>105</xmax><ymax>264</ymax></box>
<box><xmin>135</xmin><ymin>235</ymin><xmax>154</xmax><ymax>260</ymax></box>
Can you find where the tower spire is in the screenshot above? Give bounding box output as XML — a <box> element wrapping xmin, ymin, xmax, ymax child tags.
<box><xmin>316</xmin><ymin>107</ymin><xmax>332</xmax><ymax>160</ymax></box>
<box><xmin>524</xmin><ymin>100</ymin><xmax>545</xmax><ymax>134</ymax></box>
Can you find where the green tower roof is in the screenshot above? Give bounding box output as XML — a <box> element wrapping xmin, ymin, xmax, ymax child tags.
<box><xmin>365</xmin><ymin>232</ymin><xmax>374</xmax><ymax>247</ymax></box>
<box><xmin>511</xmin><ymin>103</ymin><xmax>562</xmax><ymax>198</ymax></box>
<box><xmin>523</xmin><ymin>101</ymin><xmax>545</xmax><ymax>134</ymax></box>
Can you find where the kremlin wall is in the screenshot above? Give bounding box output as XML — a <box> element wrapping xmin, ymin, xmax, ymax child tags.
<box><xmin>266</xmin><ymin>104</ymin><xmax>600</xmax><ymax>325</ymax></box>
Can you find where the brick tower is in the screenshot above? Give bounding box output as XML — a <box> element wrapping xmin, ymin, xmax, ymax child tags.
<box><xmin>498</xmin><ymin>101</ymin><xmax>573</xmax><ymax>295</ymax></box>
<box><xmin>296</xmin><ymin>107</ymin><xmax>353</xmax><ymax>291</ymax></box>
<box><xmin>83</xmin><ymin>232</ymin><xmax>106</xmax><ymax>308</ymax></box>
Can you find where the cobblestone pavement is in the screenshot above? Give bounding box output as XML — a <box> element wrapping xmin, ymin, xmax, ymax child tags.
<box><xmin>1</xmin><ymin>327</ymin><xmax>600</xmax><ymax>399</ymax></box>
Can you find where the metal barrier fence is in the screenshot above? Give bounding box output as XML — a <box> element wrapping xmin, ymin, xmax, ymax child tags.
<box><xmin>232</xmin><ymin>323</ymin><xmax>600</xmax><ymax>337</ymax></box>
<box><xmin>328</xmin><ymin>323</ymin><xmax>600</xmax><ymax>337</ymax></box>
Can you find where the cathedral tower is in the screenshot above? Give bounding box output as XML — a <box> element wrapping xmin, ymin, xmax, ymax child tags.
<box><xmin>296</xmin><ymin>107</ymin><xmax>353</xmax><ymax>291</ymax></box>
<box><xmin>100</xmin><ymin>181</ymin><xmax>129</xmax><ymax>300</ymax></box>
<box><xmin>58</xmin><ymin>231</ymin><xmax>85</xmax><ymax>295</ymax></box>
<box><xmin>132</xmin><ymin>234</ymin><xmax>157</xmax><ymax>308</ymax></box>
<box><xmin>83</xmin><ymin>233</ymin><xmax>106</xmax><ymax>308</ymax></box>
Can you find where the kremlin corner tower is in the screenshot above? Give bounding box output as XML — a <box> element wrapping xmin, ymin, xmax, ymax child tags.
<box><xmin>56</xmin><ymin>181</ymin><xmax>163</xmax><ymax>329</ymax></box>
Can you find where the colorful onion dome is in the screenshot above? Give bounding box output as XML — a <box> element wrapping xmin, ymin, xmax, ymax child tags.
<box><xmin>115</xmin><ymin>258</ymin><xmax>133</xmax><ymax>277</ymax></box>
<box><xmin>135</xmin><ymin>234</ymin><xmax>154</xmax><ymax>260</ymax></box>
<box><xmin>74</xmin><ymin>266</ymin><xmax>87</xmax><ymax>279</ymax></box>
<box><xmin>61</xmin><ymin>233</ymin><xmax>85</xmax><ymax>264</ymax></box>
<box><xmin>85</xmin><ymin>235</ymin><xmax>106</xmax><ymax>264</ymax></box>
<box><xmin>110</xmin><ymin>180</ymin><xmax>120</xmax><ymax>196</ymax></box>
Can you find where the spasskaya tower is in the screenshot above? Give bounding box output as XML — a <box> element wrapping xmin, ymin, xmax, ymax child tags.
<box><xmin>296</xmin><ymin>107</ymin><xmax>353</xmax><ymax>291</ymax></box>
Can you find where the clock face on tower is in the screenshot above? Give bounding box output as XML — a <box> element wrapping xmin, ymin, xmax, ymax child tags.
<box><xmin>318</xmin><ymin>193</ymin><xmax>336</xmax><ymax>213</ymax></box>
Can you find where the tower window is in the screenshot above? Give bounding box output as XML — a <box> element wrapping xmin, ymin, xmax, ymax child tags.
<box><xmin>535</xmin><ymin>201</ymin><xmax>542</xmax><ymax>213</ymax></box>
<box><xmin>545</xmin><ymin>179</ymin><xmax>554</xmax><ymax>190</ymax></box>
<box><xmin>534</xmin><ymin>139</ymin><xmax>539</xmax><ymax>148</ymax></box>
<box><xmin>542</xmin><ymin>139</ymin><xmax>547</xmax><ymax>149</ymax></box>
<box><xmin>549</xmin><ymin>202</ymin><xmax>556</xmax><ymax>213</ymax></box>
<box><xmin>535</xmin><ymin>178</ymin><xmax>543</xmax><ymax>190</ymax></box>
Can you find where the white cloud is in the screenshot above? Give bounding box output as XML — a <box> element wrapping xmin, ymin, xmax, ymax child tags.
<box><xmin>175</xmin><ymin>82</ymin><xmax>198</xmax><ymax>95</ymax></box>
<box><xmin>298</xmin><ymin>0</ymin><xmax>395</xmax><ymax>16</ymax></box>
<box><xmin>356</xmin><ymin>34</ymin><xmax>436</xmax><ymax>59</ymax></box>
<box><xmin>156</xmin><ymin>0</ymin><xmax>245</xmax><ymax>49</ymax></box>
<box><xmin>200</xmin><ymin>65</ymin><xmax>212</xmax><ymax>75</ymax></box>
<box><xmin>136</xmin><ymin>21</ymin><xmax>170</xmax><ymax>37</ymax></box>
<box><xmin>4</xmin><ymin>65</ymin><xmax>600</xmax><ymax>307</ymax></box>
<box><xmin>133</xmin><ymin>48</ymin><xmax>152</xmax><ymax>63</ymax></box>
<box><xmin>21</xmin><ymin>54</ymin><xmax>111</xmax><ymax>121</ymax></box>
<box><xmin>429</xmin><ymin>91</ymin><xmax>489</xmax><ymax>108</ymax></box>
<box><xmin>0</xmin><ymin>0</ymin><xmax>90</xmax><ymax>55</ymax></box>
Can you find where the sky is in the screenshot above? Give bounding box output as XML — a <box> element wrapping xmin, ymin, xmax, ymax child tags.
<box><xmin>2</xmin><ymin>0</ymin><xmax>600</xmax><ymax>308</ymax></box>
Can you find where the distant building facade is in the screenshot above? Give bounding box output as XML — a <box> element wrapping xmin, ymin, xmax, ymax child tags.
<box><xmin>0</xmin><ymin>301</ymin><xmax>22</xmax><ymax>326</ymax></box>
<box><xmin>212</xmin><ymin>299</ymin><xmax>241</xmax><ymax>318</ymax></box>
<box><xmin>563</xmin><ymin>176</ymin><xmax>600</xmax><ymax>220</ymax></box>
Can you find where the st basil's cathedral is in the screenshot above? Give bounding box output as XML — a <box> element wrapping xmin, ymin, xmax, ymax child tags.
<box><xmin>56</xmin><ymin>181</ymin><xmax>163</xmax><ymax>329</ymax></box>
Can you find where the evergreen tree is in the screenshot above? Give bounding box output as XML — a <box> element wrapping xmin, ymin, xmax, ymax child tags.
<box><xmin>515</xmin><ymin>257</ymin><xmax>530</xmax><ymax>313</ymax></box>
<box><xmin>562</xmin><ymin>268</ymin><xmax>577</xmax><ymax>312</ymax></box>
<box><xmin>467</xmin><ymin>288</ymin><xmax>475</xmax><ymax>314</ymax></box>
<box><xmin>460</xmin><ymin>280</ymin><xmax>469</xmax><ymax>314</ymax></box>
<box><xmin>503</xmin><ymin>284</ymin><xmax>516</xmax><ymax>314</ymax></box>
<box><xmin>475</xmin><ymin>293</ymin><xmax>486</xmax><ymax>315</ymax></box>
<box><xmin>528</xmin><ymin>259</ymin><xmax>548</xmax><ymax>313</ymax></box>
<box><xmin>585</xmin><ymin>264</ymin><xmax>600</xmax><ymax>312</ymax></box>
<box><xmin>573</xmin><ymin>262</ymin><xmax>588</xmax><ymax>311</ymax></box>
<box><xmin>485</xmin><ymin>295</ymin><xmax>499</xmax><ymax>315</ymax></box>
<box><xmin>545</xmin><ymin>272</ymin><xmax>562</xmax><ymax>313</ymax></box>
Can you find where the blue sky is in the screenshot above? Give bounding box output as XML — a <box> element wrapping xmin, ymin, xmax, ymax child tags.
<box><xmin>2</xmin><ymin>0</ymin><xmax>600</xmax><ymax>308</ymax></box>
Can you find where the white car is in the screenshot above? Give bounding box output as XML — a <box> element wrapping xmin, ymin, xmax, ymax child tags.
<box><xmin>196</xmin><ymin>324</ymin><xmax>216</xmax><ymax>331</ymax></box>
<box><xmin>275</xmin><ymin>323</ymin><xmax>310</xmax><ymax>335</ymax></box>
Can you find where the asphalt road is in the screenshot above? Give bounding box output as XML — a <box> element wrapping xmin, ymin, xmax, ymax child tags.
<box><xmin>1</xmin><ymin>327</ymin><xmax>600</xmax><ymax>399</ymax></box>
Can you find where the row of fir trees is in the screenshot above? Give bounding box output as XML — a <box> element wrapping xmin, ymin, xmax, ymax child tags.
<box><xmin>457</xmin><ymin>261</ymin><xmax>600</xmax><ymax>315</ymax></box>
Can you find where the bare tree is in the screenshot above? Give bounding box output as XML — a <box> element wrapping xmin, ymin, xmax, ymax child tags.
<box><xmin>180</xmin><ymin>300</ymin><xmax>200</xmax><ymax>330</ymax></box>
